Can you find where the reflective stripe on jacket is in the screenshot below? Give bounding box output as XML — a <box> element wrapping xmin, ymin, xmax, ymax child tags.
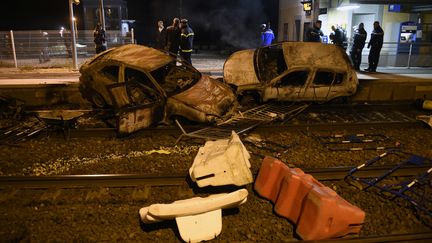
<box><xmin>180</xmin><ymin>26</ymin><xmax>194</xmax><ymax>52</ymax></box>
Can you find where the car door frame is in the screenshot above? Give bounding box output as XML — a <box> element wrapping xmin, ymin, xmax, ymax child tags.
<box><xmin>107</xmin><ymin>65</ymin><xmax>167</xmax><ymax>134</ymax></box>
<box><xmin>262</xmin><ymin>67</ymin><xmax>312</xmax><ymax>102</ymax></box>
<box><xmin>304</xmin><ymin>67</ymin><xmax>348</xmax><ymax>102</ymax></box>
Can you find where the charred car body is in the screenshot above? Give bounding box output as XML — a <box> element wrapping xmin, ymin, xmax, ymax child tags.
<box><xmin>79</xmin><ymin>44</ymin><xmax>235</xmax><ymax>134</ymax></box>
<box><xmin>224</xmin><ymin>42</ymin><xmax>358</xmax><ymax>103</ymax></box>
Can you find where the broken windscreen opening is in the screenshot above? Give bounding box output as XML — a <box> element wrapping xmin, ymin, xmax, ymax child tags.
<box><xmin>256</xmin><ymin>44</ymin><xmax>288</xmax><ymax>83</ymax></box>
<box><xmin>150</xmin><ymin>62</ymin><xmax>201</xmax><ymax>96</ymax></box>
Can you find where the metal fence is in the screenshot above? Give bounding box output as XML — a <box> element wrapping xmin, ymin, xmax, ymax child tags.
<box><xmin>0</xmin><ymin>30</ymin><xmax>134</xmax><ymax>68</ymax></box>
<box><xmin>348</xmin><ymin>41</ymin><xmax>432</xmax><ymax>68</ymax></box>
<box><xmin>0</xmin><ymin>30</ymin><xmax>431</xmax><ymax>69</ymax></box>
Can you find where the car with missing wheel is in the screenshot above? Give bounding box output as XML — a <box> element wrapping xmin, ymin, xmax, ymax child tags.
<box><xmin>223</xmin><ymin>42</ymin><xmax>358</xmax><ymax>104</ymax></box>
<box><xmin>79</xmin><ymin>44</ymin><xmax>236</xmax><ymax>134</ymax></box>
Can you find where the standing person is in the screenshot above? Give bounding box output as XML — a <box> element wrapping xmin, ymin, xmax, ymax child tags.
<box><xmin>179</xmin><ymin>19</ymin><xmax>194</xmax><ymax>65</ymax></box>
<box><xmin>155</xmin><ymin>20</ymin><xmax>167</xmax><ymax>49</ymax></box>
<box><xmin>39</xmin><ymin>31</ymin><xmax>50</xmax><ymax>63</ymax></box>
<box><xmin>165</xmin><ymin>18</ymin><xmax>181</xmax><ymax>55</ymax></box>
<box><xmin>261</xmin><ymin>23</ymin><xmax>275</xmax><ymax>47</ymax></box>
<box><xmin>93</xmin><ymin>23</ymin><xmax>107</xmax><ymax>54</ymax></box>
<box><xmin>330</xmin><ymin>25</ymin><xmax>344</xmax><ymax>47</ymax></box>
<box><xmin>350</xmin><ymin>23</ymin><xmax>367</xmax><ymax>71</ymax></box>
<box><xmin>305</xmin><ymin>20</ymin><xmax>323</xmax><ymax>42</ymax></box>
<box><xmin>365</xmin><ymin>21</ymin><xmax>384</xmax><ymax>72</ymax></box>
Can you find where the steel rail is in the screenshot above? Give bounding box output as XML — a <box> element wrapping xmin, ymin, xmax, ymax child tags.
<box><xmin>0</xmin><ymin>165</ymin><xmax>429</xmax><ymax>189</ymax></box>
<box><xmin>64</xmin><ymin>120</ymin><xmax>422</xmax><ymax>138</ymax></box>
<box><xmin>307</xmin><ymin>232</ymin><xmax>432</xmax><ymax>243</ymax></box>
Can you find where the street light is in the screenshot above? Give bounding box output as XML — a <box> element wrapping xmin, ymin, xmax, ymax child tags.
<box><xmin>69</xmin><ymin>0</ymin><xmax>80</xmax><ymax>70</ymax></box>
<box><xmin>73</xmin><ymin>17</ymin><xmax>78</xmax><ymax>40</ymax></box>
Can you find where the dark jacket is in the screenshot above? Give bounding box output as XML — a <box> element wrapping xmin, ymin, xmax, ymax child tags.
<box><xmin>261</xmin><ymin>29</ymin><xmax>275</xmax><ymax>46</ymax></box>
<box><xmin>156</xmin><ymin>27</ymin><xmax>167</xmax><ymax>49</ymax></box>
<box><xmin>93</xmin><ymin>29</ymin><xmax>106</xmax><ymax>46</ymax></box>
<box><xmin>306</xmin><ymin>26</ymin><xmax>323</xmax><ymax>42</ymax></box>
<box><xmin>368</xmin><ymin>26</ymin><xmax>384</xmax><ymax>49</ymax></box>
<box><xmin>165</xmin><ymin>26</ymin><xmax>181</xmax><ymax>53</ymax></box>
<box><xmin>331</xmin><ymin>28</ymin><xmax>344</xmax><ymax>46</ymax></box>
<box><xmin>352</xmin><ymin>28</ymin><xmax>367</xmax><ymax>50</ymax></box>
<box><xmin>180</xmin><ymin>26</ymin><xmax>194</xmax><ymax>52</ymax></box>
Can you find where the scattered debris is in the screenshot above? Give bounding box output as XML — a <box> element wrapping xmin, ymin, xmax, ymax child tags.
<box><xmin>37</xmin><ymin>110</ymin><xmax>85</xmax><ymax>140</ymax></box>
<box><xmin>189</xmin><ymin>131</ymin><xmax>253</xmax><ymax>187</ymax></box>
<box><xmin>255</xmin><ymin>156</ymin><xmax>365</xmax><ymax>240</ymax></box>
<box><xmin>417</xmin><ymin>115</ymin><xmax>432</xmax><ymax>128</ymax></box>
<box><xmin>139</xmin><ymin>189</ymin><xmax>248</xmax><ymax>243</ymax></box>
<box><xmin>244</xmin><ymin>133</ymin><xmax>298</xmax><ymax>155</ymax></box>
<box><xmin>175</xmin><ymin>103</ymin><xmax>309</xmax><ymax>143</ymax></box>
<box><xmin>0</xmin><ymin>96</ymin><xmax>24</xmax><ymax>120</ymax></box>
<box><xmin>314</xmin><ymin>132</ymin><xmax>401</xmax><ymax>151</ymax></box>
<box><xmin>346</xmin><ymin>150</ymin><xmax>432</xmax><ymax>217</ymax></box>
<box><xmin>0</xmin><ymin>118</ymin><xmax>47</xmax><ymax>146</ymax></box>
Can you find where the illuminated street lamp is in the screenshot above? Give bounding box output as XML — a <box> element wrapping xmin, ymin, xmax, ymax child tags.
<box><xmin>69</xmin><ymin>0</ymin><xmax>80</xmax><ymax>70</ymax></box>
<box><xmin>73</xmin><ymin>17</ymin><xmax>78</xmax><ymax>40</ymax></box>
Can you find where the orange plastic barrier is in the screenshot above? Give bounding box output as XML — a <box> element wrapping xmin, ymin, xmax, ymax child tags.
<box><xmin>254</xmin><ymin>156</ymin><xmax>365</xmax><ymax>240</ymax></box>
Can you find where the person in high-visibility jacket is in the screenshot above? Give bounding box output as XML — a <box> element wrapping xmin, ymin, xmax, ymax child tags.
<box><xmin>180</xmin><ymin>19</ymin><xmax>194</xmax><ymax>65</ymax></box>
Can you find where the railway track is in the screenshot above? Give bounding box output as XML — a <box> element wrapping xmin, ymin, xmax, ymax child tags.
<box><xmin>312</xmin><ymin>232</ymin><xmax>432</xmax><ymax>243</ymax></box>
<box><xmin>43</xmin><ymin>104</ymin><xmax>428</xmax><ymax>139</ymax></box>
<box><xmin>1</xmin><ymin>164</ymin><xmax>429</xmax><ymax>189</ymax></box>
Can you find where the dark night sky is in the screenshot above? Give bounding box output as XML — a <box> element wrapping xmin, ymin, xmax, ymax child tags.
<box><xmin>0</xmin><ymin>0</ymin><xmax>279</xmax><ymax>48</ymax></box>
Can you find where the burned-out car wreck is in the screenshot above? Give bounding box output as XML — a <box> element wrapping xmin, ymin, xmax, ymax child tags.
<box><xmin>223</xmin><ymin>42</ymin><xmax>358</xmax><ymax>103</ymax></box>
<box><xmin>79</xmin><ymin>44</ymin><xmax>236</xmax><ymax>134</ymax></box>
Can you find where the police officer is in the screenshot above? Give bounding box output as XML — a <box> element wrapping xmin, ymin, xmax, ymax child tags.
<box><xmin>93</xmin><ymin>23</ymin><xmax>107</xmax><ymax>54</ymax></box>
<box><xmin>260</xmin><ymin>23</ymin><xmax>275</xmax><ymax>47</ymax></box>
<box><xmin>305</xmin><ymin>20</ymin><xmax>323</xmax><ymax>42</ymax></box>
<box><xmin>180</xmin><ymin>19</ymin><xmax>194</xmax><ymax>65</ymax></box>
<box><xmin>350</xmin><ymin>23</ymin><xmax>367</xmax><ymax>71</ymax></box>
<box><xmin>330</xmin><ymin>25</ymin><xmax>344</xmax><ymax>47</ymax></box>
<box><xmin>365</xmin><ymin>21</ymin><xmax>384</xmax><ymax>72</ymax></box>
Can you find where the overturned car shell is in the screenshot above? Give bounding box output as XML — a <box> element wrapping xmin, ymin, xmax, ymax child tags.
<box><xmin>224</xmin><ymin>42</ymin><xmax>358</xmax><ymax>102</ymax></box>
<box><xmin>79</xmin><ymin>44</ymin><xmax>235</xmax><ymax>133</ymax></box>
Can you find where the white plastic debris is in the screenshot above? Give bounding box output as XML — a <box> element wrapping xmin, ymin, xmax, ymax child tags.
<box><xmin>139</xmin><ymin>189</ymin><xmax>248</xmax><ymax>243</ymax></box>
<box><xmin>189</xmin><ymin>131</ymin><xmax>253</xmax><ymax>187</ymax></box>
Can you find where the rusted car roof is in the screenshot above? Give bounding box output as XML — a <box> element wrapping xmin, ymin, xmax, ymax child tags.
<box><xmin>282</xmin><ymin>42</ymin><xmax>350</xmax><ymax>69</ymax></box>
<box><xmin>96</xmin><ymin>44</ymin><xmax>174</xmax><ymax>72</ymax></box>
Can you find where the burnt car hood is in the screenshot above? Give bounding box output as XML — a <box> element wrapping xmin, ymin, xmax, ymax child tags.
<box><xmin>223</xmin><ymin>49</ymin><xmax>260</xmax><ymax>86</ymax></box>
<box><xmin>171</xmin><ymin>75</ymin><xmax>235</xmax><ymax>117</ymax></box>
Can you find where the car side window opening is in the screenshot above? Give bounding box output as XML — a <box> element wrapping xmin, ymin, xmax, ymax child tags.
<box><xmin>150</xmin><ymin>62</ymin><xmax>201</xmax><ymax>96</ymax></box>
<box><xmin>124</xmin><ymin>67</ymin><xmax>160</xmax><ymax>104</ymax></box>
<box><xmin>313</xmin><ymin>71</ymin><xmax>345</xmax><ymax>86</ymax></box>
<box><xmin>256</xmin><ymin>44</ymin><xmax>288</xmax><ymax>82</ymax></box>
<box><xmin>101</xmin><ymin>65</ymin><xmax>119</xmax><ymax>81</ymax></box>
<box><xmin>276</xmin><ymin>70</ymin><xmax>309</xmax><ymax>87</ymax></box>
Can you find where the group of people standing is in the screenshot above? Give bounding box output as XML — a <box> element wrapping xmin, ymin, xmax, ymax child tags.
<box><xmin>306</xmin><ymin>20</ymin><xmax>384</xmax><ymax>72</ymax></box>
<box><xmin>155</xmin><ymin>18</ymin><xmax>194</xmax><ymax>65</ymax></box>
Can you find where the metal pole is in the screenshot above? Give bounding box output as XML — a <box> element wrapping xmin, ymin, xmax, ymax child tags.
<box><xmin>99</xmin><ymin>0</ymin><xmax>106</xmax><ymax>30</ymax></box>
<box><xmin>69</xmin><ymin>0</ymin><xmax>78</xmax><ymax>70</ymax></box>
<box><xmin>313</xmin><ymin>0</ymin><xmax>320</xmax><ymax>24</ymax></box>
<box><xmin>131</xmin><ymin>28</ymin><xmax>135</xmax><ymax>44</ymax></box>
<box><xmin>9</xmin><ymin>30</ymin><xmax>17</xmax><ymax>68</ymax></box>
<box><xmin>407</xmin><ymin>42</ymin><xmax>413</xmax><ymax>69</ymax></box>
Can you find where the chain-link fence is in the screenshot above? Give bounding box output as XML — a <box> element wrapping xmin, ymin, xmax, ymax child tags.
<box><xmin>0</xmin><ymin>30</ymin><xmax>133</xmax><ymax>68</ymax></box>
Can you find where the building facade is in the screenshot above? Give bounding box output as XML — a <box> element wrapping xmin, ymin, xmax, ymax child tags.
<box><xmin>278</xmin><ymin>0</ymin><xmax>432</xmax><ymax>66</ymax></box>
<box><xmin>82</xmin><ymin>0</ymin><xmax>128</xmax><ymax>31</ymax></box>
